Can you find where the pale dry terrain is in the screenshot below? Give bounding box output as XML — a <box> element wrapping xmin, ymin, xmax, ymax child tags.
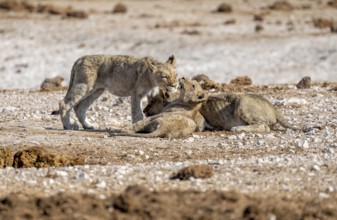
<box><xmin>1</xmin><ymin>0</ymin><xmax>337</xmax><ymax>219</ymax></box>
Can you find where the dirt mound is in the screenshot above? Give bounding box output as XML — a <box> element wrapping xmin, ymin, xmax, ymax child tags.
<box><xmin>255</xmin><ymin>24</ymin><xmax>264</xmax><ymax>32</ymax></box>
<box><xmin>214</xmin><ymin>3</ymin><xmax>232</xmax><ymax>13</ymax></box>
<box><xmin>0</xmin><ymin>0</ymin><xmax>88</xmax><ymax>19</ymax></box>
<box><xmin>313</xmin><ymin>18</ymin><xmax>332</xmax><ymax>29</ymax></box>
<box><xmin>328</xmin><ymin>0</ymin><xmax>337</xmax><ymax>8</ymax></box>
<box><xmin>230</xmin><ymin>76</ymin><xmax>253</xmax><ymax>86</ymax></box>
<box><xmin>40</xmin><ymin>76</ymin><xmax>64</xmax><ymax>92</ymax></box>
<box><xmin>170</xmin><ymin>165</ymin><xmax>213</xmax><ymax>180</ymax></box>
<box><xmin>1</xmin><ymin>185</ymin><xmax>337</xmax><ymax>219</ymax></box>
<box><xmin>11</xmin><ymin>147</ymin><xmax>84</xmax><ymax>168</ymax></box>
<box><xmin>269</xmin><ymin>1</ymin><xmax>294</xmax><ymax>11</ymax></box>
<box><xmin>296</xmin><ymin>76</ymin><xmax>311</xmax><ymax>89</ymax></box>
<box><xmin>0</xmin><ymin>193</ymin><xmax>111</xmax><ymax>219</ymax></box>
<box><xmin>192</xmin><ymin>74</ymin><xmax>222</xmax><ymax>91</ymax></box>
<box><xmin>112</xmin><ymin>2</ymin><xmax>127</xmax><ymax>14</ymax></box>
<box><xmin>0</xmin><ymin>148</ymin><xmax>13</xmax><ymax>168</ymax></box>
<box><xmin>0</xmin><ymin>0</ymin><xmax>34</xmax><ymax>12</ymax></box>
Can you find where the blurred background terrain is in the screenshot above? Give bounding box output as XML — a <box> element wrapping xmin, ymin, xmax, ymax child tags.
<box><xmin>0</xmin><ymin>0</ymin><xmax>337</xmax><ymax>89</ymax></box>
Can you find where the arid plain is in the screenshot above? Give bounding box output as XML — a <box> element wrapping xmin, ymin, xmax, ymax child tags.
<box><xmin>1</xmin><ymin>0</ymin><xmax>337</xmax><ymax>219</ymax></box>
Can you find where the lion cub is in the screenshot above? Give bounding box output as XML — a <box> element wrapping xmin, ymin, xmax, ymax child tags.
<box><xmin>144</xmin><ymin>91</ymin><xmax>299</xmax><ymax>133</ymax></box>
<box><xmin>200</xmin><ymin>93</ymin><xmax>300</xmax><ymax>132</ymax></box>
<box><xmin>108</xmin><ymin>77</ymin><xmax>208</xmax><ymax>138</ymax></box>
<box><xmin>57</xmin><ymin>55</ymin><xmax>178</xmax><ymax>130</ymax></box>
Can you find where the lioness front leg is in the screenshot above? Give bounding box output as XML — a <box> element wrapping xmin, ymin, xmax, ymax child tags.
<box><xmin>59</xmin><ymin>83</ymin><xmax>89</xmax><ymax>130</ymax></box>
<box><xmin>74</xmin><ymin>88</ymin><xmax>105</xmax><ymax>129</ymax></box>
<box><xmin>131</xmin><ymin>91</ymin><xmax>145</xmax><ymax>123</ymax></box>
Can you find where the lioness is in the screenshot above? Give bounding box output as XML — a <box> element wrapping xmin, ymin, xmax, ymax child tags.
<box><xmin>58</xmin><ymin>55</ymin><xmax>178</xmax><ymax>130</ymax></box>
<box><xmin>108</xmin><ymin>77</ymin><xmax>208</xmax><ymax>138</ymax></box>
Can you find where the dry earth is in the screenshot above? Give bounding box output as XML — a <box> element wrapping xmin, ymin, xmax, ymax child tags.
<box><xmin>1</xmin><ymin>0</ymin><xmax>337</xmax><ymax>219</ymax></box>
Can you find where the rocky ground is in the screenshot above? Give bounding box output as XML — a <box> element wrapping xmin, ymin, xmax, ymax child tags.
<box><xmin>1</xmin><ymin>82</ymin><xmax>337</xmax><ymax>219</ymax></box>
<box><xmin>1</xmin><ymin>0</ymin><xmax>337</xmax><ymax>219</ymax></box>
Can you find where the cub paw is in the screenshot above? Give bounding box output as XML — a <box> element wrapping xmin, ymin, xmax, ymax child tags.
<box><xmin>230</xmin><ymin>126</ymin><xmax>243</xmax><ymax>132</ymax></box>
<box><xmin>64</xmin><ymin>124</ymin><xmax>80</xmax><ymax>130</ymax></box>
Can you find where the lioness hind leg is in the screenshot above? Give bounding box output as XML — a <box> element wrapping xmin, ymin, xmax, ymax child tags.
<box><xmin>60</xmin><ymin>83</ymin><xmax>89</xmax><ymax>130</ymax></box>
<box><xmin>231</xmin><ymin>124</ymin><xmax>270</xmax><ymax>133</ymax></box>
<box><xmin>74</xmin><ymin>88</ymin><xmax>105</xmax><ymax>130</ymax></box>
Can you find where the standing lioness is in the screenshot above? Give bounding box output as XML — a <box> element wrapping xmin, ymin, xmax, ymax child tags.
<box><xmin>59</xmin><ymin>55</ymin><xmax>178</xmax><ymax>130</ymax></box>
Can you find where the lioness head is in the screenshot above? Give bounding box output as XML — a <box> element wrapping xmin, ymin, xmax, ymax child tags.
<box><xmin>179</xmin><ymin>77</ymin><xmax>209</xmax><ymax>103</ymax></box>
<box><xmin>141</xmin><ymin>55</ymin><xmax>179</xmax><ymax>93</ymax></box>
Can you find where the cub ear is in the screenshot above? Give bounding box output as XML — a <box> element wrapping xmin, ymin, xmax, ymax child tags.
<box><xmin>166</xmin><ymin>55</ymin><xmax>176</xmax><ymax>66</ymax></box>
<box><xmin>142</xmin><ymin>56</ymin><xmax>157</xmax><ymax>74</ymax></box>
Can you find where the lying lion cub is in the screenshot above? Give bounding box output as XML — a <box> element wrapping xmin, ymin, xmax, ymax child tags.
<box><xmin>108</xmin><ymin>77</ymin><xmax>208</xmax><ymax>138</ymax></box>
<box><xmin>56</xmin><ymin>54</ymin><xmax>178</xmax><ymax>130</ymax></box>
<box><xmin>200</xmin><ymin>93</ymin><xmax>300</xmax><ymax>132</ymax></box>
<box><xmin>144</xmin><ymin>90</ymin><xmax>300</xmax><ymax>133</ymax></box>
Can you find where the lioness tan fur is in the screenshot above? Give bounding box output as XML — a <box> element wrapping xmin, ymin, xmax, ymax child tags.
<box><xmin>108</xmin><ymin>77</ymin><xmax>208</xmax><ymax>138</ymax></box>
<box><xmin>58</xmin><ymin>54</ymin><xmax>178</xmax><ymax>130</ymax></box>
<box><xmin>144</xmin><ymin>90</ymin><xmax>299</xmax><ymax>133</ymax></box>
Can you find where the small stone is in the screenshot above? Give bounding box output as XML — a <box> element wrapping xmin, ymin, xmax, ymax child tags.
<box><xmin>112</xmin><ymin>2</ymin><xmax>127</xmax><ymax>14</ymax></box>
<box><xmin>40</xmin><ymin>75</ymin><xmax>64</xmax><ymax>92</ymax></box>
<box><xmin>257</xmin><ymin>140</ymin><xmax>265</xmax><ymax>146</ymax></box>
<box><xmin>297</xmin><ymin>140</ymin><xmax>309</xmax><ymax>148</ymax></box>
<box><xmin>96</xmin><ymin>180</ymin><xmax>107</xmax><ymax>188</ymax></box>
<box><xmin>184</xmin><ymin>137</ymin><xmax>195</xmax><ymax>143</ymax></box>
<box><xmin>296</xmin><ymin>76</ymin><xmax>311</xmax><ymax>89</ymax></box>
<box><xmin>55</xmin><ymin>170</ymin><xmax>68</xmax><ymax>177</ymax></box>
<box><xmin>237</xmin><ymin>133</ymin><xmax>245</xmax><ymax>140</ymax></box>
<box><xmin>312</xmin><ymin>165</ymin><xmax>320</xmax><ymax>171</ymax></box>
<box><xmin>230</xmin><ymin>76</ymin><xmax>253</xmax><ymax>86</ymax></box>
<box><xmin>185</xmin><ymin>150</ymin><xmax>193</xmax><ymax>155</ymax></box>
<box><xmin>170</xmin><ymin>165</ymin><xmax>213</xmax><ymax>180</ymax></box>
<box><xmin>215</xmin><ymin>3</ymin><xmax>232</xmax><ymax>13</ymax></box>
<box><xmin>255</xmin><ymin>24</ymin><xmax>264</xmax><ymax>32</ymax></box>
<box><xmin>136</xmin><ymin>150</ymin><xmax>144</xmax><ymax>156</ymax></box>
<box><xmin>330</xmin><ymin>143</ymin><xmax>337</xmax><ymax>148</ymax></box>
<box><xmin>0</xmin><ymin>148</ymin><xmax>14</xmax><ymax>168</ymax></box>
<box><xmin>319</xmin><ymin>192</ymin><xmax>330</xmax><ymax>198</ymax></box>
<box><xmin>286</xmin><ymin>98</ymin><xmax>308</xmax><ymax>105</ymax></box>
<box><xmin>325</xmin><ymin>186</ymin><xmax>334</xmax><ymax>193</ymax></box>
<box><xmin>192</xmin><ymin>134</ymin><xmax>201</xmax><ymax>139</ymax></box>
<box><xmin>227</xmin><ymin>135</ymin><xmax>237</xmax><ymax>140</ymax></box>
<box><xmin>75</xmin><ymin>172</ymin><xmax>88</xmax><ymax>180</ymax></box>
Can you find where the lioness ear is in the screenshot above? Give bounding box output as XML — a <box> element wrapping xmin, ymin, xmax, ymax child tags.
<box><xmin>166</xmin><ymin>55</ymin><xmax>176</xmax><ymax>66</ymax></box>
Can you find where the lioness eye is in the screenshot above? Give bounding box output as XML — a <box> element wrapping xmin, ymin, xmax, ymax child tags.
<box><xmin>192</xmin><ymin>84</ymin><xmax>195</xmax><ymax>89</ymax></box>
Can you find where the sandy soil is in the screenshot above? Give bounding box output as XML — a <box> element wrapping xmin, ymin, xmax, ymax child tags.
<box><xmin>1</xmin><ymin>0</ymin><xmax>337</xmax><ymax>219</ymax></box>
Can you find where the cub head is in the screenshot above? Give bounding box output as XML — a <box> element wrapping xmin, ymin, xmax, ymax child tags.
<box><xmin>141</xmin><ymin>55</ymin><xmax>179</xmax><ymax>93</ymax></box>
<box><xmin>143</xmin><ymin>89</ymin><xmax>170</xmax><ymax>117</ymax></box>
<box><xmin>179</xmin><ymin>77</ymin><xmax>209</xmax><ymax>103</ymax></box>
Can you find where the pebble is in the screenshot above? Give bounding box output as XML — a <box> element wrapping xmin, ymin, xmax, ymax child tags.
<box><xmin>96</xmin><ymin>180</ymin><xmax>107</xmax><ymax>189</ymax></box>
<box><xmin>318</xmin><ymin>192</ymin><xmax>330</xmax><ymax>199</ymax></box>
<box><xmin>184</xmin><ymin>137</ymin><xmax>195</xmax><ymax>143</ymax></box>
<box><xmin>286</xmin><ymin>97</ymin><xmax>308</xmax><ymax>105</ymax></box>
<box><xmin>55</xmin><ymin>170</ymin><xmax>68</xmax><ymax>177</ymax></box>
<box><xmin>297</xmin><ymin>139</ymin><xmax>309</xmax><ymax>148</ymax></box>
<box><xmin>227</xmin><ymin>135</ymin><xmax>237</xmax><ymax>140</ymax></box>
<box><xmin>135</xmin><ymin>149</ymin><xmax>144</xmax><ymax>156</ymax></box>
<box><xmin>75</xmin><ymin>172</ymin><xmax>89</xmax><ymax>180</ymax></box>
<box><xmin>312</xmin><ymin>165</ymin><xmax>320</xmax><ymax>171</ymax></box>
<box><xmin>192</xmin><ymin>134</ymin><xmax>201</xmax><ymax>139</ymax></box>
